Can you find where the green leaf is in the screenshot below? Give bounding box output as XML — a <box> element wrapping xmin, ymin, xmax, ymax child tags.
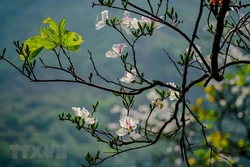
<box><xmin>39</xmin><ymin>37</ymin><xmax>57</xmax><ymax>50</ymax></box>
<box><xmin>167</xmin><ymin>8</ymin><xmax>173</xmax><ymax>18</ymax></box>
<box><xmin>21</xmin><ymin>36</ymin><xmax>44</xmax><ymax>60</ymax></box>
<box><xmin>59</xmin><ymin>18</ymin><xmax>66</xmax><ymax>36</ymax></box>
<box><xmin>85</xmin><ymin>152</ymin><xmax>93</xmax><ymax>164</ymax></box>
<box><xmin>20</xmin><ymin>17</ymin><xmax>83</xmax><ymax>60</ymax></box>
<box><xmin>137</xmin><ymin>21</ymin><xmax>143</xmax><ymax>32</ymax></box>
<box><xmin>93</xmin><ymin>150</ymin><xmax>100</xmax><ymax>163</ymax></box>
<box><xmin>62</xmin><ymin>32</ymin><xmax>83</xmax><ymax>51</ymax></box>
<box><xmin>188</xmin><ymin>51</ymin><xmax>194</xmax><ymax>62</ymax></box>
<box><xmin>43</xmin><ymin>17</ymin><xmax>60</xmax><ymax>36</ymax></box>
<box><xmin>39</xmin><ymin>27</ymin><xmax>60</xmax><ymax>47</ymax></box>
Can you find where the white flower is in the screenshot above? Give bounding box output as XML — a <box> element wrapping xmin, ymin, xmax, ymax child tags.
<box><xmin>168</xmin><ymin>82</ymin><xmax>179</xmax><ymax>100</ymax></box>
<box><xmin>95</xmin><ymin>10</ymin><xmax>109</xmax><ymax>30</ymax></box>
<box><xmin>122</xmin><ymin>11</ymin><xmax>132</xmax><ymax>25</ymax></box>
<box><xmin>72</xmin><ymin>107</ymin><xmax>96</xmax><ymax>124</ymax></box>
<box><xmin>120</xmin><ymin>68</ymin><xmax>137</xmax><ymax>83</ymax></box>
<box><xmin>105</xmin><ymin>43</ymin><xmax>127</xmax><ymax>58</ymax></box>
<box><xmin>120</xmin><ymin>11</ymin><xmax>133</xmax><ymax>34</ymax></box>
<box><xmin>130</xmin><ymin>18</ymin><xmax>140</xmax><ymax>29</ymax></box>
<box><xmin>119</xmin><ymin>11</ymin><xmax>163</xmax><ymax>34</ymax></box>
<box><xmin>116</xmin><ymin>116</ymin><xmax>139</xmax><ymax>137</ymax></box>
<box><xmin>185</xmin><ymin>45</ymin><xmax>202</xmax><ymax>63</ymax></box>
<box><xmin>139</xmin><ymin>16</ymin><xmax>163</xmax><ymax>29</ymax></box>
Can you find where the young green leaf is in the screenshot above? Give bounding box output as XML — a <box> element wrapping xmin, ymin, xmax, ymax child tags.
<box><xmin>39</xmin><ymin>27</ymin><xmax>60</xmax><ymax>47</ymax></box>
<box><xmin>43</xmin><ymin>17</ymin><xmax>60</xmax><ymax>36</ymax></box>
<box><xmin>62</xmin><ymin>32</ymin><xmax>84</xmax><ymax>52</ymax></box>
<box><xmin>39</xmin><ymin>37</ymin><xmax>57</xmax><ymax>50</ymax></box>
<box><xmin>59</xmin><ymin>18</ymin><xmax>66</xmax><ymax>36</ymax></box>
<box><xmin>21</xmin><ymin>36</ymin><xmax>44</xmax><ymax>60</ymax></box>
<box><xmin>20</xmin><ymin>17</ymin><xmax>84</xmax><ymax>60</ymax></box>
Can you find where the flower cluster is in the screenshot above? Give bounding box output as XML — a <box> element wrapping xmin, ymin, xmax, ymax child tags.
<box><xmin>95</xmin><ymin>10</ymin><xmax>184</xmax><ymax>137</ymax></box>
<box><xmin>95</xmin><ymin>10</ymin><xmax>164</xmax><ymax>85</ymax></box>
<box><xmin>72</xmin><ymin>107</ymin><xmax>96</xmax><ymax>124</ymax></box>
<box><xmin>104</xmin><ymin>43</ymin><xmax>136</xmax><ymax>83</ymax></box>
<box><xmin>119</xmin><ymin>11</ymin><xmax>163</xmax><ymax>35</ymax></box>
<box><xmin>95</xmin><ymin>10</ymin><xmax>163</xmax><ymax>34</ymax></box>
<box><xmin>108</xmin><ymin>83</ymin><xmax>190</xmax><ymax>136</ymax></box>
<box><xmin>108</xmin><ymin>89</ymin><xmax>194</xmax><ymax>137</ymax></box>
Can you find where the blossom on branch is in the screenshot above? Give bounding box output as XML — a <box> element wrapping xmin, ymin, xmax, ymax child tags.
<box><xmin>116</xmin><ymin>116</ymin><xmax>139</xmax><ymax>137</ymax></box>
<box><xmin>120</xmin><ymin>11</ymin><xmax>142</xmax><ymax>34</ymax></box>
<box><xmin>120</xmin><ymin>68</ymin><xmax>137</xmax><ymax>83</ymax></box>
<box><xmin>139</xmin><ymin>16</ymin><xmax>163</xmax><ymax>29</ymax></box>
<box><xmin>72</xmin><ymin>107</ymin><xmax>96</xmax><ymax>124</ymax></box>
<box><xmin>105</xmin><ymin>43</ymin><xmax>127</xmax><ymax>58</ymax></box>
<box><xmin>119</xmin><ymin>11</ymin><xmax>163</xmax><ymax>34</ymax></box>
<box><xmin>120</xmin><ymin>11</ymin><xmax>133</xmax><ymax>34</ymax></box>
<box><xmin>168</xmin><ymin>82</ymin><xmax>179</xmax><ymax>100</ymax></box>
<box><xmin>95</xmin><ymin>10</ymin><xmax>109</xmax><ymax>30</ymax></box>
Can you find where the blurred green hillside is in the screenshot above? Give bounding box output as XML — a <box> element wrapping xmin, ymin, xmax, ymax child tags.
<box><xmin>1</xmin><ymin>0</ymin><xmax>243</xmax><ymax>167</ymax></box>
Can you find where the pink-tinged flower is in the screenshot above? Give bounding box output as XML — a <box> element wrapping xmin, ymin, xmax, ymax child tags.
<box><xmin>120</xmin><ymin>11</ymin><xmax>133</xmax><ymax>34</ymax></box>
<box><xmin>116</xmin><ymin>116</ymin><xmax>139</xmax><ymax>137</ymax></box>
<box><xmin>120</xmin><ymin>68</ymin><xmax>137</xmax><ymax>83</ymax></box>
<box><xmin>105</xmin><ymin>43</ymin><xmax>127</xmax><ymax>58</ymax></box>
<box><xmin>72</xmin><ymin>107</ymin><xmax>96</xmax><ymax>124</ymax></box>
<box><xmin>95</xmin><ymin>10</ymin><xmax>109</xmax><ymax>30</ymax></box>
<box><xmin>122</xmin><ymin>11</ymin><xmax>132</xmax><ymax>25</ymax></box>
<box><xmin>168</xmin><ymin>82</ymin><xmax>179</xmax><ymax>100</ymax></box>
<box><xmin>185</xmin><ymin>45</ymin><xmax>203</xmax><ymax>63</ymax></box>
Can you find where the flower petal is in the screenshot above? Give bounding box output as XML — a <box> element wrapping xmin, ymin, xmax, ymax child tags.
<box><xmin>95</xmin><ymin>21</ymin><xmax>106</xmax><ymax>30</ymax></box>
<box><xmin>116</xmin><ymin>128</ymin><xmax>127</xmax><ymax>136</ymax></box>
<box><xmin>130</xmin><ymin>119</ymin><xmax>139</xmax><ymax>130</ymax></box>
<box><xmin>80</xmin><ymin>107</ymin><xmax>90</xmax><ymax>119</ymax></box>
<box><xmin>120</xmin><ymin>77</ymin><xmax>131</xmax><ymax>83</ymax></box>
<box><xmin>122</xmin><ymin>11</ymin><xmax>132</xmax><ymax>25</ymax></box>
<box><xmin>119</xmin><ymin>117</ymin><xmax>129</xmax><ymax>128</ymax></box>
<box><xmin>72</xmin><ymin>107</ymin><xmax>82</xmax><ymax>117</ymax></box>
<box><xmin>130</xmin><ymin>18</ymin><xmax>139</xmax><ymax>29</ymax></box>
<box><xmin>85</xmin><ymin>117</ymin><xmax>95</xmax><ymax>124</ymax></box>
<box><xmin>105</xmin><ymin>50</ymin><xmax>118</xmax><ymax>58</ymax></box>
<box><xmin>95</xmin><ymin>10</ymin><xmax>108</xmax><ymax>30</ymax></box>
<box><xmin>120</xmin><ymin>69</ymin><xmax>136</xmax><ymax>83</ymax></box>
<box><xmin>112</xmin><ymin>43</ymin><xmax>127</xmax><ymax>54</ymax></box>
<box><xmin>101</xmin><ymin>10</ymin><xmax>109</xmax><ymax>21</ymax></box>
